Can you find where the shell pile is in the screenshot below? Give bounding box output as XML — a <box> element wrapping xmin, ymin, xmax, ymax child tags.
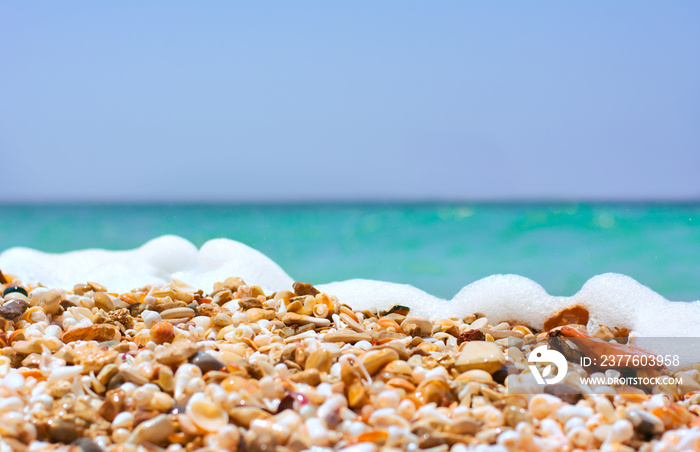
<box><xmin>0</xmin><ymin>272</ymin><xmax>699</xmax><ymax>452</ymax></box>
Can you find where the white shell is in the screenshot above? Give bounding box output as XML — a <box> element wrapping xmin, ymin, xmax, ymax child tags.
<box><xmin>186</xmin><ymin>393</ymin><xmax>228</xmax><ymax>433</ymax></box>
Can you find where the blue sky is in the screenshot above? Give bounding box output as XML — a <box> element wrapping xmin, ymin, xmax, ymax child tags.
<box><xmin>1</xmin><ymin>1</ymin><xmax>699</xmax><ymax>202</ymax></box>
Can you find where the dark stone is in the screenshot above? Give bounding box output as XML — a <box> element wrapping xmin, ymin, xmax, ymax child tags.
<box><xmin>0</xmin><ymin>299</ymin><xmax>28</xmax><ymax>321</ymax></box>
<box><xmin>70</xmin><ymin>437</ymin><xmax>103</xmax><ymax>452</ymax></box>
<box><xmin>3</xmin><ymin>285</ymin><xmax>28</xmax><ymax>297</ymax></box>
<box><xmin>128</xmin><ymin>303</ymin><xmax>149</xmax><ymax>317</ymax></box>
<box><xmin>237</xmin><ymin>297</ymin><xmax>263</xmax><ymax>310</ymax></box>
<box><xmin>292</xmin><ymin>281</ymin><xmax>320</xmax><ymax>296</ymax></box>
<box><xmin>457</xmin><ymin>329</ymin><xmax>485</xmax><ymax>345</ymax></box>
<box><xmin>627</xmin><ymin>408</ymin><xmax>665</xmax><ymax>439</ymax></box>
<box><xmin>106</xmin><ymin>372</ymin><xmax>126</xmax><ymax>391</ymax></box>
<box><xmin>544</xmin><ymin>383</ymin><xmax>584</xmax><ymax>405</ymax></box>
<box><xmin>189</xmin><ymin>351</ymin><xmax>226</xmax><ymax>374</ymax></box>
<box><xmin>48</xmin><ymin>419</ymin><xmax>81</xmax><ymax>444</ymax></box>
<box><xmin>276</xmin><ymin>392</ymin><xmax>309</xmax><ymax>413</ymax></box>
<box><xmin>99</xmin><ymin>389</ymin><xmax>126</xmax><ymax>422</ymax></box>
<box><xmin>492</xmin><ymin>365</ymin><xmax>511</xmax><ymax>385</ymax></box>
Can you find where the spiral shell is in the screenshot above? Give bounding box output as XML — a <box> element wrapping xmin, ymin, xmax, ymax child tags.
<box><xmin>312</xmin><ymin>303</ymin><xmax>329</xmax><ymax>318</ymax></box>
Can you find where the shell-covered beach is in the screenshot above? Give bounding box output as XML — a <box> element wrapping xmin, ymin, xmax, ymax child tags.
<box><xmin>1</xmin><ymin>238</ymin><xmax>700</xmax><ymax>451</ymax></box>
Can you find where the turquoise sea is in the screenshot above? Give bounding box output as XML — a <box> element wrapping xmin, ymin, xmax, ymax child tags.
<box><xmin>0</xmin><ymin>203</ymin><xmax>698</xmax><ymax>301</ymax></box>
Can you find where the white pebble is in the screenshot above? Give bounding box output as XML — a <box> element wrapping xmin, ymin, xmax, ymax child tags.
<box><xmin>497</xmin><ymin>430</ymin><xmax>521</xmax><ymax>450</ymax></box>
<box><xmin>375</xmin><ymin>390</ymin><xmax>400</xmax><ymax>409</ymax></box>
<box><xmin>528</xmin><ymin>393</ymin><xmax>561</xmax><ymax>419</ymax></box>
<box><xmin>608</xmin><ymin>419</ymin><xmax>634</xmax><ymax>443</ymax></box>
<box><xmin>112</xmin><ymin>412</ymin><xmax>134</xmax><ymax>429</ymax></box>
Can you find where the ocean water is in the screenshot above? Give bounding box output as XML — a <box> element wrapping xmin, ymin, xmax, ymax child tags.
<box><xmin>0</xmin><ymin>203</ymin><xmax>698</xmax><ymax>301</ymax></box>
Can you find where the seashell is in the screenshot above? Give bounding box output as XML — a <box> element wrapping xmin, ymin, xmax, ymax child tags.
<box><xmin>456</xmin><ymin>369</ymin><xmax>494</xmax><ymax>385</ymax></box>
<box><xmin>229</xmin><ymin>406</ymin><xmax>272</xmax><ymax>429</ymax></box>
<box><xmin>274</xmin><ymin>290</ymin><xmax>294</xmax><ymax>305</ymax></box>
<box><xmin>339</xmin><ymin>312</ymin><xmax>364</xmax><ymax>332</ymax></box>
<box><xmin>246</xmin><ymin>307</ymin><xmax>276</xmax><ymax>322</ymax></box>
<box><xmin>415</xmin><ymin>378</ymin><xmax>456</xmax><ymax>406</ymax></box>
<box><xmin>386</xmin><ymin>377</ymin><xmax>416</xmax><ymax>392</ymax></box>
<box><xmin>224</xmin><ymin>277</ymin><xmax>246</xmax><ymax>291</ymax></box>
<box><xmin>160</xmin><ymin>307</ymin><xmax>195</xmax><ymax>320</ymax></box>
<box><xmin>211</xmin><ymin>312</ymin><xmax>232</xmax><ymax>327</ymax></box>
<box><xmin>361</xmin><ymin>348</ymin><xmax>399</xmax><ymax>375</ymax></box>
<box><xmin>215</xmin><ymin>425</ymin><xmax>242</xmax><ymax>450</ymax></box>
<box><xmin>62</xmin><ymin>324</ymin><xmax>121</xmax><ymax>343</ymax></box>
<box><xmin>528</xmin><ymin>393</ymin><xmax>562</xmax><ymax>420</ymax></box>
<box><xmin>213</xmin><ymin>289</ymin><xmax>233</xmax><ymax>306</ymax></box>
<box><xmin>286</xmin><ymin>300</ymin><xmax>307</xmax><ymax>314</ymax></box>
<box><xmin>377</xmin><ymin>318</ymin><xmax>401</xmax><ymax>331</ymax></box>
<box><xmin>48</xmin><ymin>364</ymin><xmax>84</xmax><ymax>384</ymax></box>
<box><xmin>290</xmin><ymin>368</ymin><xmax>322</xmax><ymax>386</ymax></box>
<box><xmin>446</xmin><ymin>414</ymin><xmax>480</xmax><ymax>435</ymax></box>
<box><xmin>112</xmin><ymin>411</ymin><xmax>134</xmax><ymax>429</ymax></box>
<box><xmin>606</xmin><ymin>419</ymin><xmax>634</xmax><ymax>443</ymax></box>
<box><xmin>249</xmin><ymin>285</ymin><xmax>265</xmax><ymax>298</ymax></box>
<box><xmin>305</xmin><ymin>349</ymin><xmax>332</xmax><ymax>373</ymax></box>
<box><xmin>155</xmin><ymin>341</ymin><xmax>200</xmax><ymax>365</ymax></box>
<box><xmin>382</xmin><ymin>359</ymin><xmax>413</xmax><ymax>377</ymax></box>
<box><xmin>150</xmin><ymin>321</ymin><xmax>175</xmax><ymax>344</ymax></box>
<box><xmin>312</xmin><ymin>303</ymin><xmax>329</xmax><ymax>318</ymax></box>
<box><xmin>303</xmin><ymin>295</ymin><xmax>318</xmax><ymax>311</ymax></box>
<box><xmin>503</xmin><ymin>405</ymin><xmax>531</xmax><ymax>428</ymax></box>
<box><xmin>339</xmin><ymin>306</ymin><xmax>360</xmax><ymax>323</ymax></box>
<box><xmin>375</xmin><ymin>389</ymin><xmax>401</xmax><ymax>409</ymax></box>
<box><xmin>357</xmin><ymin>429</ymin><xmax>388</xmax><ymax>444</ymax></box>
<box><xmin>129</xmin><ymin>413</ymin><xmax>175</xmax><ymax>445</ymax></box>
<box><xmin>293</xmin><ymin>281</ymin><xmax>320</xmax><ymax>296</ymax></box>
<box><xmin>186</xmin><ymin>393</ymin><xmax>229</xmax><ymax>433</ymax></box>
<box><xmin>142</xmin><ymin>310</ymin><xmax>161</xmax><ymax>328</ymax></box>
<box><xmin>324</xmin><ymin>330</ymin><xmax>373</xmax><ymax>343</ymax></box>
<box><xmin>86</xmin><ymin>281</ymin><xmax>107</xmax><ymax>292</ymax></box>
<box><xmin>155</xmin><ymin>366</ymin><xmax>175</xmax><ymax>392</ymax></box>
<box><xmin>8</xmin><ymin>329</ymin><xmax>26</xmax><ymax>343</ymax></box>
<box><xmin>455</xmin><ymin>341</ymin><xmax>506</xmax><ymax>374</ymax></box>
<box><xmin>282</xmin><ymin>312</ymin><xmax>331</xmax><ymax>328</ymax></box>
<box><xmin>132</xmin><ymin>329</ymin><xmax>151</xmax><ymax>347</ymax></box>
<box><xmin>399</xmin><ymin>315</ymin><xmax>431</xmax><ymax>335</ymax></box>
<box><xmin>119</xmin><ymin>292</ymin><xmax>139</xmax><ymax>305</ymax></box>
<box><xmin>72</xmin><ymin>283</ymin><xmax>91</xmax><ymax>295</ymax></box>
<box><xmin>651</xmin><ymin>402</ymin><xmax>694</xmax><ymax>429</ymax></box>
<box><xmin>93</xmin><ymin>292</ymin><xmax>115</xmax><ymax>312</ymax></box>
<box><xmin>150</xmin><ymin>391</ymin><xmax>175</xmax><ymax>412</ymax></box>
<box><xmin>347</xmin><ymin>380</ymin><xmax>368</xmax><ymax>408</ymax></box>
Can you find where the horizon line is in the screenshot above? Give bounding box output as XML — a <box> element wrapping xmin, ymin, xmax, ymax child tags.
<box><xmin>1</xmin><ymin>198</ymin><xmax>699</xmax><ymax>207</ymax></box>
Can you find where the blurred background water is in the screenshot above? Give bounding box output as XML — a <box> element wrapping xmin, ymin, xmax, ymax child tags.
<box><xmin>1</xmin><ymin>203</ymin><xmax>697</xmax><ymax>301</ymax></box>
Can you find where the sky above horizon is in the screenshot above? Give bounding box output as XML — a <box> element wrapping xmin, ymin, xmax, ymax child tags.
<box><xmin>1</xmin><ymin>1</ymin><xmax>699</xmax><ymax>202</ymax></box>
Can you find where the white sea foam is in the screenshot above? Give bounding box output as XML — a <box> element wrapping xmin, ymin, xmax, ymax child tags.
<box><xmin>1</xmin><ymin>235</ymin><xmax>698</xmax><ymax>338</ymax></box>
